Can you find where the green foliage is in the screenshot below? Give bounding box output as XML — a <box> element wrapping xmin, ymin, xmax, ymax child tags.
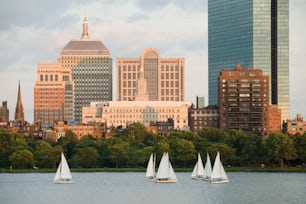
<box><xmin>264</xmin><ymin>132</ymin><xmax>296</xmax><ymax>167</ymax></box>
<box><xmin>73</xmin><ymin>147</ymin><xmax>99</xmax><ymax>168</ymax></box>
<box><xmin>9</xmin><ymin>150</ymin><xmax>35</xmax><ymax>169</ymax></box>
<box><xmin>0</xmin><ymin>128</ymin><xmax>29</xmax><ymax>168</ymax></box>
<box><xmin>2</xmin><ymin>123</ymin><xmax>306</xmax><ymax>169</ymax></box>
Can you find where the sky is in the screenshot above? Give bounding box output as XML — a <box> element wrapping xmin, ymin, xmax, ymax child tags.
<box><xmin>0</xmin><ymin>0</ymin><xmax>305</xmax><ymax>123</ymax></box>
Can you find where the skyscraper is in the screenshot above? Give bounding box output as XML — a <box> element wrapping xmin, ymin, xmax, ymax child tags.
<box><xmin>116</xmin><ymin>48</ymin><xmax>185</xmax><ymax>101</ymax></box>
<box><xmin>208</xmin><ymin>0</ymin><xmax>289</xmax><ymax>121</ymax></box>
<box><xmin>34</xmin><ymin>63</ymin><xmax>74</xmax><ymax>126</ymax></box>
<box><xmin>59</xmin><ymin>17</ymin><xmax>113</xmax><ymax>123</ymax></box>
<box><xmin>14</xmin><ymin>81</ymin><xmax>24</xmax><ymax>125</ymax></box>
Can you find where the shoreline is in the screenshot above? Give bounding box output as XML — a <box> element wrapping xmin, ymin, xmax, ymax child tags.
<box><xmin>1</xmin><ymin>167</ymin><xmax>306</xmax><ymax>173</ymax></box>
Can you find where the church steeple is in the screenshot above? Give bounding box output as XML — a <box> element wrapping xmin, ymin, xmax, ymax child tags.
<box><xmin>81</xmin><ymin>17</ymin><xmax>89</xmax><ymax>39</ymax></box>
<box><xmin>14</xmin><ymin>81</ymin><xmax>24</xmax><ymax>124</ymax></box>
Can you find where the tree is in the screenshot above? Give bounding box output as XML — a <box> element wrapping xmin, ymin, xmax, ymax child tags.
<box><xmin>0</xmin><ymin>128</ymin><xmax>28</xmax><ymax>168</ymax></box>
<box><xmin>57</xmin><ymin>130</ymin><xmax>78</xmax><ymax>159</ymax></box>
<box><xmin>109</xmin><ymin>143</ymin><xmax>129</xmax><ymax>168</ymax></box>
<box><xmin>74</xmin><ymin>147</ymin><xmax>99</xmax><ymax>168</ymax></box>
<box><xmin>197</xmin><ymin>128</ymin><xmax>227</xmax><ymax>143</ymax></box>
<box><xmin>264</xmin><ymin>132</ymin><xmax>296</xmax><ymax>168</ymax></box>
<box><xmin>9</xmin><ymin>150</ymin><xmax>35</xmax><ymax>169</ymax></box>
<box><xmin>207</xmin><ymin>143</ymin><xmax>236</xmax><ymax>165</ymax></box>
<box><xmin>34</xmin><ymin>141</ymin><xmax>63</xmax><ymax>168</ymax></box>
<box><xmin>169</xmin><ymin>138</ymin><xmax>196</xmax><ymax>167</ymax></box>
<box><xmin>291</xmin><ymin>133</ymin><xmax>306</xmax><ymax>164</ymax></box>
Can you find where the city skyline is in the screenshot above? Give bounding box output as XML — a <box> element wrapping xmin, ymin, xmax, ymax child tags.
<box><xmin>0</xmin><ymin>0</ymin><xmax>305</xmax><ymax>123</ymax></box>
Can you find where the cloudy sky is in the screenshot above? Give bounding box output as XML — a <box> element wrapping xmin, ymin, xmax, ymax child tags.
<box><xmin>0</xmin><ymin>0</ymin><xmax>305</xmax><ymax>123</ymax></box>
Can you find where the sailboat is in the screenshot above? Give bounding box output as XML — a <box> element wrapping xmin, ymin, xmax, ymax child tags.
<box><xmin>155</xmin><ymin>152</ymin><xmax>177</xmax><ymax>183</ymax></box>
<box><xmin>53</xmin><ymin>152</ymin><xmax>74</xmax><ymax>184</ymax></box>
<box><xmin>210</xmin><ymin>152</ymin><xmax>229</xmax><ymax>184</ymax></box>
<box><xmin>191</xmin><ymin>153</ymin><xmax>205</xmax><ymax>180</ymax></box>
<box><xmin>202</xmin><ymin>153</ymin><xmax>212</xmax><ymax>181</ymax></box>
<box><xmin>146</xmin><ymin>153</ymin><xmax>156</xmax><ymax>181</ymax></box>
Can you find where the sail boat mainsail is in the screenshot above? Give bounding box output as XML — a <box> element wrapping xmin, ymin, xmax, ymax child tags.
<box><xmin>203</xmin><ymin>152</ymin><xmax>212</xmax><ymax>181</ymax></box>
<box><xmin>155</xmin><ymin>152</ymin><xmax>177</xmax><ymax>183</ymax></box>
<box><xmin>146</xmin><ymin>153</ymin><xmax>156</xmax><ymax>181</ymax></box>
<box><xmin>53</xmin><ymin>152</ymin><xmax>74</xmax><ymax>184</ymax></box>
<box><xmin>211</xmin><ymin>152</ymin><xmax>229</xmax><ymax>184</ymax></box>
<box><xmin>191</xmin><ymin>153</ymin><xmax>205</xmax><ymax>180</ymax></box>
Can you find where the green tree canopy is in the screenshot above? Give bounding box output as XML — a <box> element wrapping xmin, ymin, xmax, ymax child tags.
<box><xmin>264</xmin><ymin>132</ymin><xmax>296</xmax><ymax>168</ymax></box>
<box><xmin>9</xmin><ymin>150</ymin><xmax>35</xmax><ymax>169</ymax></box>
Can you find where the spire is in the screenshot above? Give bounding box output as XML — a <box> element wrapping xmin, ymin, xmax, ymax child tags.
<box><xmin>81</xmin><ymin>17</ymin><xmax>89</xmax><ymax>39</ymax></box>
<box><xmin>14</xmin><ymin>80</ymin><xmax>24</xmax><ymax>124</ymax></box>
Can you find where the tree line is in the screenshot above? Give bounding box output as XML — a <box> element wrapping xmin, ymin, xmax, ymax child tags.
<box><xmin>1</xmin><ymin>123</ymin><xmax>305</xmax><ymax>169</ymax></box>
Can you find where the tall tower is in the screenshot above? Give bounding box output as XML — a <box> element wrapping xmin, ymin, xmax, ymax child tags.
<box><xmin>34</xmin><ymin>63</ymin><xmax>74</xmax><ymax>126</ymax></box>
<box><xmin>208</xmin><ymin>0</ymin><xmax>289</xmax><ymax>121</ymax></box>
<box><xmin>59</xmin><ymin>17</ymin><xmax>112</xmax><ymax>124</ymax></box>
<box><xmin>14</xmin><ymin>81</ymin><xmax>24</xmax><ymax>124</ymax></box>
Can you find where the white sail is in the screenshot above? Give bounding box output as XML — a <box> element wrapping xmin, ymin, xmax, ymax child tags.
<box><xmin>53</xmin><ymin>152</ymin><xmax>74</xmax><ymax>184</ymax></box>
<box><xmin>191</xmin><ymin>153</ymin><xmax>205</xmax><ymax>180</ymax></box>
<box><xmin>191</xmin><ymin>162</ymin><xmax>198</xmax><ymax>178</ymax></box>
<box><xmin>156</xmin><ymin>153</ymin><xmax>168</xmax><ymax>179</ymax></box>
<box><xmin>211</xmin><ymin>152</ymin><xmax>228</xmax><ymax>184</ymax></box>
<box><xmin>146</xmin><ymin>153</ymin><xmax>155</xmax><ymax>179</ymax></box>
<box><xmin>203</xmin><ymin>153</ymin><xmax>212</xmax><ymax>180</ymax></box>
<box><xmin>155</xmin><ymin>152</ymin><xmax>177</xmax><ymax>183</ymax></box>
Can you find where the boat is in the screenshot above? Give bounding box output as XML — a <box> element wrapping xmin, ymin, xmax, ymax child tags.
<box><xmin>155</xmin><ymin>152</ymin><xmax>177</xmax><ymax>183</ymax></box>
<box><xmin>53</xmin><ymin>152</ymin><xmax>74</xmax><ymax>184</ymax></box>
<box><xmin>146</xmin><ymin>153</ymin><xmax>156</xmax><ymax>181</ymax></box>
<box><xmin>202</xmin><ymin>153</ymin><xmax>212</xmax><ymax>181</ymax></box>
<box><xmin>191</xmin><ymin>153</ymin><xmax>205</xmax><ymax>180</ymax></box>
<box><xmin>210</xmin><ymin>152</ymin><xmax>229</xmax><ymax>184</ymax></box>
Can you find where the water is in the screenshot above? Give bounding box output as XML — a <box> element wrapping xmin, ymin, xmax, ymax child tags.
<box><xmin>0</xmin><ymin>172</ymin><xmax>306</xmax><ymax>204</ymax></box>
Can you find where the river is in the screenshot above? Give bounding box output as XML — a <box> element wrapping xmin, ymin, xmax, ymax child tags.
<box><xmin>0</xmin><ymin>172</ymin><xmax>305</xmax><ymax>204</ymax></box>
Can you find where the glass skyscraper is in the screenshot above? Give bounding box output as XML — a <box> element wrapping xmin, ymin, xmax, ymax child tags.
<box><xmin>208</xmin><ymin>0</ymin><xmax>289</xmax><ymax>121</ymax></box>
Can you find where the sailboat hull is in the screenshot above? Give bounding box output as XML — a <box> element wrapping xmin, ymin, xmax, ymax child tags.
<box><xmin>210</xmin><ymin>179</ymin><xmax>229</xmax><ymax>184</ymax></box>
<box><xmin>53</xmin><ymin>179</ymin><xmax>75</xmax><ymax>184</ymax></box>
<box><xmin>191</xmin><ymin>176</ymin><xmax>203</xmax><ymax>181</ymax></box>
<box><xmin>155</xmin><ymin>178</ymin><xmax>177</xmax><ymax>183</ymax></box>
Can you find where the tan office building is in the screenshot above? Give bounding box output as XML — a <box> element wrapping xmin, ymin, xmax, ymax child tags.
<box><xmin>116</xmin><ymin>48</ymin><xmax>185</xmax><ymax>101</ymax></box>
<box><xmin>34</xmin><ymin>63</ymin><xmax>74</xmax><ymax>125</ymax></box>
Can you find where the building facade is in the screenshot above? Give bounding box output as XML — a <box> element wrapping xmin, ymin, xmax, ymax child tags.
<box><xmin>0</xmin><ymin>101</ymin><xmax>9</xmax><ymax>123</ymax></box>
<box><xmin>116</xmin><ymin>48</ymin><xmax>185</xmax><ymax>101</ymax></box>
<box><xmin>268</xmin><ymin>104</ymin><xmax>282</xmax><ymax>134</ymax></box>
<box><xmin>189</xmin><ymin>105</ymin><xmax>219</xmax><ymax>134</ymax></box>
<box><xmin>58</xmin><ymin>17</ymin><xmax>113</xmax><ymax>124</ymax></box>
<box><xmin>218</xmin><ymin>65</ymin><xmax>269</xmax><ymax>137</ymax></box>
<box><xmin>285</xmin><ymin>114</ymin><xmax>306</xmax><ymax>135</ymax></box>
<box><xmin>82</xmin><ymin>101</ymin><xmax>191</xmax><ymax>130</ymax></box>
<box><xmin>34</xmin><ymin>63</ymin><xmax>74</xmax><ymax>126</ymax></box>
<box><xmin>208</xmin><ymin>0</ymin><xmax>289</xmax><ymax>121</ymax></box>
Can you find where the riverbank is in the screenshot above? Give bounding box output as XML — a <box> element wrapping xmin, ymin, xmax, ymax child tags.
<box><xmin>1</xmin><ymin>166</ymin><xmax>306</xmax><ymax>173</ymax></box>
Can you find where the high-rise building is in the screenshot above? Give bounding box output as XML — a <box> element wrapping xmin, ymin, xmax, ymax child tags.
<box><xmin>218</xmin><ymin>65</ymin><xmax>269</xmax><ymax>137</ymax></box>
<box><xmin>59</xmin><ymin>17</ymin><xmax>112</xmax><ymax>123</ymax></box>
<box><xmin>208</xmin><ymin>0</ymin><xmax>289</xmax><ymax>121</ymax></box>
<box><xmin>34</xmin><ymin>63</ymin><xmax>74</xmax><ymax>126</ymax></box>
<box><xmin>116</xmin><ymin>48</ymin><xmax>185</xmax><ymax>101</ymax></box>
<box><xmin>14</xmin><ymin>81</ymin><xmax>24</xmax><ymax>125</ymax></box>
